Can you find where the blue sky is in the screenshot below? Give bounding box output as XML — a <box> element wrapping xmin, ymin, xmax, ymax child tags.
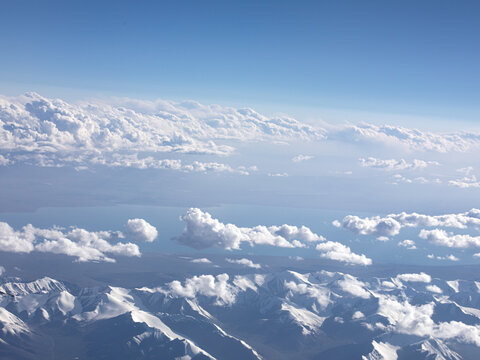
<box><xmin>1</xmin><ymin>1</ymin><xmax>480</xmax><ymax>266</ymax></box>
<box><xmin>1</xmin><ymin>0</ymin><xmax>480</xmax><ymax>121</ymax></box>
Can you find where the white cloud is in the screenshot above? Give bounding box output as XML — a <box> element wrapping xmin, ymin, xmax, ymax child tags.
<box><xmin>315</xmin><ymin>241</ymin><xmax>372</xmax><ymax>266</ymax></box>
<box><xmin>125</xmin><ymin>219</ymin><xmax>158</xmax><ymax>242</ymax></box>
<box><xmin>268</xmin><ymin>172</ymin><xmax>289</xmax><ymax>177</ymax></box>
<box><xmin>426</xmin><ymin>253</ymin><xmax>459</xmax><ymax>261</ymax></box>
<box><xmin>336</xmin><ymin>275</ymin><xmax>371</xmax><ymax>299</ymax></box>
<box><xmin>397</xmin><ymin>239</ymin><xmax>416</xmax><ymax>250</ymax></box>
<box><xmin>226</xmin><ymin>258</ymin><xmax>261</xmax><ymax>269</ymax></box>
<box><xmin>339</xmin><ymin>215</ymin><xmax>402</xmax><ymax>237</ymax></box>
<box><xmin>0</xmin><ymin>93</ymin><xmax>323</xmax><ymax>169</ymax></box>
<box><xmin>167</xmin><ymin>273</ymin><xmax>237</xmax><ymax>305</ymax></box>
<box><xmin>449</xmin><ymin>175</ymin><xmax>480</xmax><ymax>189</ymax></box>
<box><xmin>426</xmin><ymin>285</ymin><xmax>442</xmax><ymax>294</ymax></box>
<box><xmin>419</xmin><ymin>229</ymin><xmax>480</xmax><ymax>248</ymax></box>
<box><xmin>0</xmin><ymin>222</ymin><xmax>36</xmax><ymax>253</ymax></box>
<box><xmin>190</xmin><ymin>258</ymin><xmax>212</xmax><ymax>264</ymax></box>
<box><xmin>337</xmin><ymin>208</ymin><xmax>480</xmax><ymax>237</ymax></box>
<box><xmin>359</xmin><ymin>157</ymin><xmax>438</xmax><ymax>171</ymax></box>
<box><xmin>352</xmin><ymin>311</ymin><xmax>365</xmax><ymax>320</ymax></box>
<box><xmin>0</xmin><ymin>221</ymin><xmax>140</xmax><ymax>262</ymax></box>
<box><xmin>92</xmin><ymin>156</ymin><xmax>253</xmax><ymax>175</ymax></box>
<box><xmin>391</xmin><ymin>174</ymin><xmax>441</xmax><ymax>185</ymax></box>
<box><xmin>292</xmin><ymin>154</ymin><xmax>314</xmax><ymax>163</ymax></box>
<box><xmin>377</xmin><ymin>295</ymin><xmax>480</xmax><ymax>346</ymax></box>
<box><xmin>395</xmin><ymin>272</ymin><xmax>431</xmax><ymax>283</ymax></box>
<box><xmin>330</xmin><ymin>122</ymin><xmax>480</xmax><ymax>153</ymax></box>
<box><xmin>284</xmin><ymin>280</ymin><xmax>331</xmax><ymax>309</ymax></box>
<box><xmin>175</xmin><ymin>208</ymin><xmax>323</xmax><ymax>250</ymax></box>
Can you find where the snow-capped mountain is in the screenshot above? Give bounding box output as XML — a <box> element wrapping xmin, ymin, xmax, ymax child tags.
<box><xmin>1</xmin><ymin>269</ymin><xmax>480</xmax><ymax>359</ymax></box>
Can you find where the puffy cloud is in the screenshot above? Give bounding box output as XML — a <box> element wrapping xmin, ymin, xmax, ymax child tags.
<box><xmin>336</xmin><ymin>275</ymin><xmax>371</xmax><ymax>299</ymax></box>
<box><xmin>339</xmin><ymin>215</ymin><xmax>402</xmax><ymax>237</ymax></box>
<box><xmin>449</xmin><ymin>175</ymin><xmax>480</xmax><ymax>189</ymax></box>
<box><xmin>226</xmin><ymin>258</ymin><xmax>261</xmax><ymax>269</ymax></box>
<box><xmin>167</xmin><ymin>274</ymin><xmax>237</xmax><ymax>305</ymax></box>
<box><xmin>352</xmin><ymin>311</ymin><xmax>365</xmax><ymax>320</ymax></box>
<box><xmin>125</xmin><ymin>219</ymin><xmax>158</xmax><ymax>242</ymax></box>
<box><xmin>0</xmin><ymin>221</ymin><xmax>140</xmax><ymax>262</ymax></box>
<box><xmin>315</xmin><ymin>241</ymin><xmax>372</xmax><ymax>266</ymax></box>
<box><xmin>175</xmin><ymin>208</ymin><xmax>322</xmax><ymax>250</ymax></box>
<box><xmin>397</xmin><ymin>239</ymin><xmax>416</xmax><ymax>250</ymax></box>
<box><xmin>419</xmin><ymin>229</ymin><xmax>480</xmax><ymax>248</ymax></box>
<box><xmin>336</xmin><ymin>208</ymin><xmax>480</xmax><ymax>237</ymax></box>
<box><xmin>395</xmin><ymin>272</ymin><xmax>431</xmax><ymax>283</ymax></box>
<box><xmin>0</xmin><ymin>222</ymin><xmax>35</xmax><ymax>253</ymax></box>
<box><xmin>377</xmin><ymin>295</ymin><xmax>480</xmax><ymax>347</ymax></box>
<box><xmin>284</xmin><ymin>280</ymin><xmax>331</xmax><ymax>309</ymax></box>
<box><xmin>292</xmin><ymin>154</ymin><xmax>314</xmax><ymax>163</ymax></box>
<box><xmin>0</xmin><ymin>93</ymin><xmax>323</xmax><ymax>169</ymax></box>
<box><xmin>359</xmin><ymin>157</ymin><xmax>438</xmax><ymax>171</ymax></box>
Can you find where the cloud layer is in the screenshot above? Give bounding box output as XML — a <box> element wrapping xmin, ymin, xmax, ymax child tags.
<box><xmin>0</xmin><ymin>93</ymin><xmax>322</xmax><ymax>169</ymax></box>
<box><xmin>2</xmin><ymin>93</ymin><xmax>480</xmax><ymax>174</ymax></box>
<box><xmin>359</xmin><ymin>157</ymin><xmax>438</xmax><ymax>171</ymax></box>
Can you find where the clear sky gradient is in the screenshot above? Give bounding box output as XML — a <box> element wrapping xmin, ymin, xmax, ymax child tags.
<box><xmin>1</xmin><ymin>0</ymin><xmax>479</xmax><ymax>121</ymax></box>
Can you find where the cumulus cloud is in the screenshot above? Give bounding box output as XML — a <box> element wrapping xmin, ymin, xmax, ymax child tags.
<box><xmin>174</xmin><ymin>209</ymin><xmax>369</xmax><ymax>265</ymax></box>
<box><xmin>336</xmin><ymin>208</ymin><xmax>480</xmax><ymax>237</ymax></box>
<box><xmin>429</xmin><ymin>254</ymin><xmax>459</xmax><ymax>261</ymax></box>
<box><xmin>125</xmin><ymin>219</ymin><xmax>158</xmax><ymax>242</ymax></box>
<box><xmin>0</xmin><ymin>221</ymin><xmax>141</xmax><ymax>262</ymax></box>
<box><xmin>284</xmin><ymin>280</ymin><xmax>330</xmax><ymax>309</ymax></box>
<box><xmin>174</xmin><ymin>208</ymin><xmax>323</xmax><ymax>251</ymax></box>
<box><xmin>167</xmin><ymin>274</ymin><xmax>237</xmax><ymax>305</ymax></box>
<box><xmin>449</xmin><ymin>175</ymin><xmax>480</xmax><ymax>189</ymax></box>
<box><xmin>292</xmin><ymin>154</ymin><xmax>314</xmax><ymax>163</ymax></box>
<box><xmin>377</xmin><ymin>295</ymin><xmax>480</xmax><ymax>346</ymax></box>
<box><xmin>397</xmin><ymin>239</ymin><xmax>416</xmax><ymax>250</ymax></box>
<box><xmin>226</xmin><ymin>258</ymin><xmax>261</xmax><ymax>269</ymax></box>
<box><xmin>338</xmin><ymin>215</ymin><xmax>402</xmax><ymax>237</ymax></box>
<box><xmin>419</xmin><ymin>229</ymin><xmax>480</xmax><ymax>248</ymax></box>
<box><xmin>315</xmin><ymin>241</ymin><xmax>372</xmax><ymax>266</ymax></box>
<box><xmin>359</xmin><ymin>157</ymin><xmax>438</xmax><ymax>171</ymax></box>
<box><xmin>336</xmin><ymin>275</ymin><xmax>371</xmax><ymax>298</ymax></box>
<box><xmin>395</xmin><ymin>272</ymin><xmax>431</xmax><ymax>283</ymax></box>
<box><xmin>0</xmin><ymin>93</ymin><xmax>323</xmax><ymax>169</ymax></box>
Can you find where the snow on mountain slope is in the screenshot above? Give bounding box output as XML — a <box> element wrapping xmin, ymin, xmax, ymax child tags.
<box><xmin>0</xmin><ymin>307</ymin><xmax>30</xmax><ymax>336</ymax></box>
<box><xmin>363</xmin><ymin>340</ymin><xmax>399</xmax><ymax>360</ymax></box>
<box><xmin>1</xmin><ymin>270</ymin><xmax>480</xmax><ymax>359</ymax></box>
